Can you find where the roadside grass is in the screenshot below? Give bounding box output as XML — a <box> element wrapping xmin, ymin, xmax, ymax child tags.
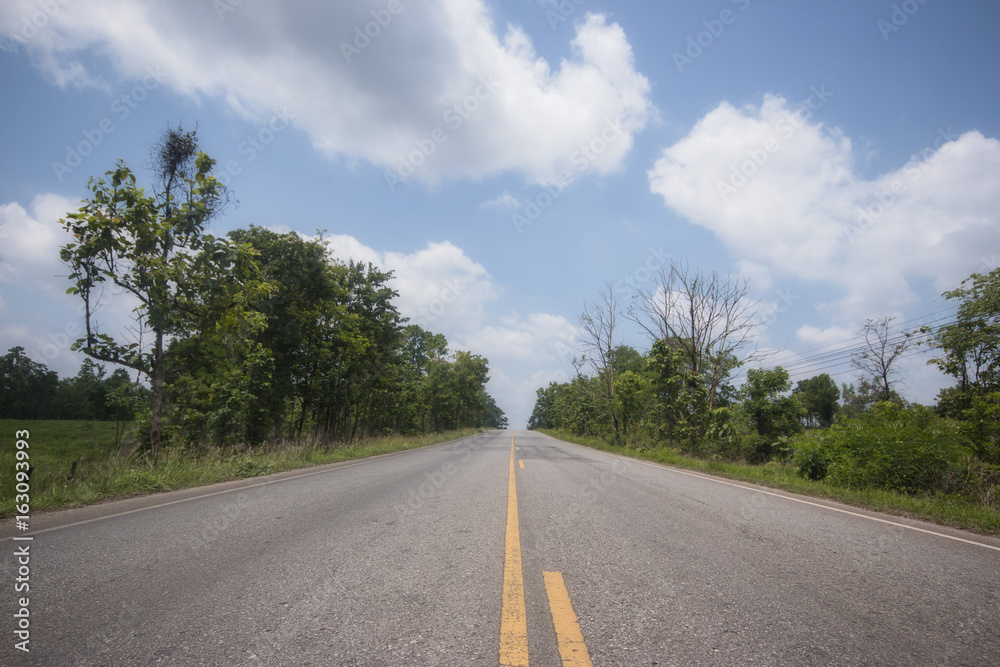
<box><xmin>1</xmin><ymin>419</ymin><xmax>485</xmax><ymax>517</ymax></box>
<box><xmin>539</xmin><ymin>429</ymin><xmax>1000</xmax><ymax>536</ymax></box>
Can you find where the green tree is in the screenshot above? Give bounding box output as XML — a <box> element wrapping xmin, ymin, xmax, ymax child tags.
<box><xmin>225</xmin><ymin>226</ymin><xmax>357</xmax><ymax>439</ymax></box>
<box><xmin>792</xmin><ymin>373</ymin><xmax>840</xmax><ymax>428</ymax></box>
<box><xmin>613</xmin><ymin>369</ymin><xmax>649</xmax><ymax>445</ymax></box>
<box><xmin>646</xmin><ymin>338</ymin><xmax>708</xmax><ymax>451</ymax></box>
<box><xmin>839</xmin><ymin>380</ymin><xmax>887</xmax><ymax>419</ymax></box>
<box><xmin>59</xmin><ymin>127</ymin><xmax>261</xmax><ymax>456</ymax></box>
<box><xmin>481</xmin><ymin>393</ymin><xmax>508</xmax><ymax>429</ymax></box>
<box><xmin>932</xmin><ymin>267</ymin><xmax>1000</xmax><ymax>401</ymax></box>
<box><xmin>739</xmin><ymin>367</ymin><xmax>802</xmax><ymax>461</ymax></box>
<box><xmin>53</xmin><ymin>358</ymin><xmax>108</xmax><ymax>420</ymax></box>
<box><xmin>629</xmin><ymin>258</ymin><xmax>759</xmax><ymax>410</ymax></box>
<box><xmin>930</xmin><ymin>267</ymin><xmax>1000</xmax><ymax>462</ymax></box>
<box><xmin>528</xmin><ymin>382</ymin><xmax>559</xmax><ymax>430</ymax></box>
<box><xmin>0</xmin><ymin>347</ymin><xmax>58</xmax><ymax>419</ymax></box>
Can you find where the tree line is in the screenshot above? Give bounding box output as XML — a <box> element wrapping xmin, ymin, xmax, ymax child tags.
<box><xmin>22</xmin><ymin>127</ymin><xmax>506</xmax><ymax>454</ymax></box>
<box><xmin>0</xmin><ymin>350</ymin><xmax>147</xmax><ymax>422</ymax></box>
<box><xmin>529</xmin><ymin>260</ymin><xmax>999</xmax><ymax>503</ymax></box>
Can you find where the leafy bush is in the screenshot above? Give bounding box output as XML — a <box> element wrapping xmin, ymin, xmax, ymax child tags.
<box><xmin>790</xmin><ymin>403</ymin><xmax>969</xmax><ymax>494</ymax></box>
<box><xmin>791</xmin><ymin>434</ymin><xmax>829</xmax><ymax>481</ymax></box>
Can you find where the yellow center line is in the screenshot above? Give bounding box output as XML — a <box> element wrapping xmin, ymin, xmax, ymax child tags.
<box><xmin>543</xmin><ymin>572</ymin><xmax>593</xmax><ymax>667</ymax></box>
<box><xmin>500</xmin><ymin>433</ymin><xmax>529</xmax><ymax>666</ymax></box>
<box><xmin>519</xmin><ymin>460</ymin><xmax>525</xmax><ymax>469</ymax></box>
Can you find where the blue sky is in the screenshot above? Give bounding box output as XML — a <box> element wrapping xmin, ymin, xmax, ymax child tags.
<box><xmin>2</xmin><ymin>0</ymin><xmax>999</xmax><ymax>428</ymax></box>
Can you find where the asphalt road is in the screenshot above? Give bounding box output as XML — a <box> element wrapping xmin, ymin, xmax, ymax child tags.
<box><xmin>3</xmin><ymin>429</ymin><xmax>999</xmax><ymax>665</ymax></box>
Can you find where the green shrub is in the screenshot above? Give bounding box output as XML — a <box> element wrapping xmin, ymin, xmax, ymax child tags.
<box><xmin>791</xmin><ymin>434</ymin><xmax>829</xmax><ymax>481</ymax></box>
<box><xmin>791</xmin><ymin>403</ymin><xmax>969</xmax><ymax>494</ymax></box>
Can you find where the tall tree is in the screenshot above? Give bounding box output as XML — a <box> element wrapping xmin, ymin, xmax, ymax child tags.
<box><xmin>739</xmin><ymin>367</ymin><xmax>802</xmax><ymax>462</ymax></box>
<box><xmin>931</xmin><ymin>268</ymin><xmax>1000</xmax><ymax>400</ymax></box>
<box><xmin>930</xmin><ymin>268</ymin><xmax>1000</xmax><ymax>460</ymax></box>
<box><xmin>646</xmin><ymin>338</ymin><xmax>707</xmax><ymax>448</ymax></box>
<box><xmin>0</xmin><ymin>347</ymin><xmax>58</xmax><ymax>419</ymax></box>
<box><xmin>852</xmin><ymin>316</ymin><xmax>912</xmax><ymax>403</ymax></box>
<box><xmin>792</xmin><ymin>373</ymin><xmax>840</xmax><ymax>428</ymax></box>
<box><xmin>578</xmin><ymin>282</ymin><xmax>622</xmax><ymax>440</ymax></box>
<box><xmin>629</xmin><ymin>258</ymin><xmax>759</xmax><ymax>409</ymax></box>
<box><xmin>60</xmin><ymin>127</ymin><xmax>258</xmax><ymax>456</ymax></box>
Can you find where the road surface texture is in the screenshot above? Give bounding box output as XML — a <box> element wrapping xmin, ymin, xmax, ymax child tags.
<box><xmin>3</xmin><ymin>429</ymin><xmax>999</xmax><ymax>665</ymax></box>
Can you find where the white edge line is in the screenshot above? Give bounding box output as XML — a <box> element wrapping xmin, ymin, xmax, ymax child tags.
<box><xmin>3</xmin><ymin>433</ymin><xmax>480</xmax><ymax>541</ymax></box>
<box><xmin>551</xmin><ymin>435</ymin><xmax>1000</xmax><ymax>554</ymax></box>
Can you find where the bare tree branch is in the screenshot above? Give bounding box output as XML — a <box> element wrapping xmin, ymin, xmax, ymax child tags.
<box><xmin>852</xmin><ymin>316</ymin><xmax>912</xmax><ymax>402</ymax></box>
<box><xmin>626</xmin><ymin>258</ymin><xmax>760</xmax><ymax>407</ymax></box>
<box><xmin>577</xmin><ymin>281</ymin><xmax>621</xmax><ymax>437</ymax></box>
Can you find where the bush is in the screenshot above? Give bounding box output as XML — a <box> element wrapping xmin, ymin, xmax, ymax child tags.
<box><xmin>790</xmin><ymin>403</ymin><xmax>969</xmax><ymax>494</ymax></box>
<box><xmin>791</xmin><ymin>434</ymin><xmax>829</xmax><ymax>481</ymax></box>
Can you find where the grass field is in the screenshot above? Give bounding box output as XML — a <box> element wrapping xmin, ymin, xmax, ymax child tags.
<box><xmin>540</xmin><ymin>429</ymin><xmax>1000</xmax><ymax>536</ymax></box>
<box><xmin>1</xmin><ymin>420</ymin><xmax>484</xmax><ymax>517</ymax></box>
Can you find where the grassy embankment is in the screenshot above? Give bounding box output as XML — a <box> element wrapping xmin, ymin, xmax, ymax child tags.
<box><xmin>1</xmin><ymin>419</ymin><xmax>483</xmax><ymax>517</ymax></box>
<box><xmin>540</xmin><ymin>429</ymin><xmax>1000</xmax><ymax>536</ymax></box>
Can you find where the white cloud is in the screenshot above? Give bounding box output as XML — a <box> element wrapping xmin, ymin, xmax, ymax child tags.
<box><xmin>480</xmin><ymin>191</ymin><xmax>519</xmax><ymax>209</ymax></box>
<box><xmin>795</xmin><ymin>324</ymin><xmax>858</xmax><ymax>349</ymax></box>
<box><xmin>488</xmin><ymin>365</ymin><xmax>573</xmax><ymax>429</ymax></box>
<box><xmin>0</xmin><ymin>194</ymin><xmax>75</xmax><ymax>290</ymax></box>
<box><xmin>324</xmin><ymin>233</ymin><xmax>384</xmax><ymax>269</ymax></box>
<box><xmin>1</xmin><ymin>0</ymin><xmax>652</xmax><ymax>185</ymax></box>
<box><xmin>319</xmin><ymin>231</ymin><xmax>581</xmax><ymax>426</ymax></box>
<box><xmin>323</xmin><ymin>235</ymin><xmax>500</xmax><ymax>335</ymax></box>
<box><xmin>648</xmin><ymin>95</ymin><xmax>1000</xmax><ymax>325</ymax></box>
<box><xmin>462</xmin><ymin>312</ymin><xmax>580</xmax><ymax>364</ymax></box>
<box><xmin>0</xmin><ymin>194</ymin><xmax>142</xmax><ymax>377</ymax></box>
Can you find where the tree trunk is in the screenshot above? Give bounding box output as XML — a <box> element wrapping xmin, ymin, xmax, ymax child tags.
<box><xmin>149</xmin><ymin>330</ymin><xmax>165</xmax><ymax>460</ymax></box>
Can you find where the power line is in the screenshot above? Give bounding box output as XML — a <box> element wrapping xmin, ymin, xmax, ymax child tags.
<box><xmin>765</xmin><ymin>305</ymin><xmax>959</xmax><ymax>362</ymax></box>
<box><xmin>736</xmin><ymin>308</ymin><xmax>960</xmax><ymax>384</ymax></box>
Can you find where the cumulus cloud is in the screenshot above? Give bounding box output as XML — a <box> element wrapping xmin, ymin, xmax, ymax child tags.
<box><xmin>1</xmin><ymin>0</ymin><xmax>652</xmax><ymax>185</ymax></box>
<box><xmin>480</xmin><ymin>191</ymin><xmax>519</xmax><ymax>209</ymax></box>
<box><xmin>323</xmin><ymin>235</ymin><xmax>500</xmax><ymax>335</ymax></box>
<box><xmin>0</xmin><ymin>194</ymin><xmax>142</xmax><ymax>376</ymax></box>
<box><xmin>0</xmin><ymin>194</ymin><xmax>76</xmax><ymax>290</ymax></box>
<box><xmin>316</xmin><ymin>232</ymin><xmax>581</xmax><ymax>426</ymax></box>
<box><xmin>462</xmin><ymin>312</ymin><xmax>580</xmax><ymax>364</ymax></box>
<box><xmin>648</xmin><ymin>94</ymin><xmax>1000</xmax><ymax>339</ymax></box>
